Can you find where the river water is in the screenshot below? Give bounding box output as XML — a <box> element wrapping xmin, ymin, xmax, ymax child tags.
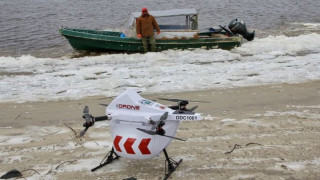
<box><xmin>1</xmin><ymin>0</ymin><xmax>319</xmax><ymax>57</ymax></box>
<box><xmin>0</xmin><ymin>0</ymin><xmax>320</xmax><ymax>102</ymax></box>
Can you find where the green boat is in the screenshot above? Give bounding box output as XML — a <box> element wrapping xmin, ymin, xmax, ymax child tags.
<box><xmin>60</xmin><ymin>9</ymin><xmax>254</xmax><ymax>52</ymax></box>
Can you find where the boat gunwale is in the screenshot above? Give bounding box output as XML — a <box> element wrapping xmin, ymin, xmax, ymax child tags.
<box><xmin>60</xmin><ymin>28</ymin><xmax>242</xmax><ymax>45</ymax></box>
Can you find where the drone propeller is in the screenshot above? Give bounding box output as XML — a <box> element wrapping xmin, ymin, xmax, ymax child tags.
<box><xmin>99</xmin><ymin>103</ymin><xmax>108</xmax><ymax>107</ymax></box>
<box><xmin>150</xmin><ymin>112</ymin><xmax>168</xmax><ymax>130</ymax></box>
<box><xmin>158</xmin><ymin>98</ymin><xmax>210</xmax><ymax>103</ymax></box>
<box><xmin>160</xmin><ymin>112</ymin><xmax>168</xmax><ymax>121</ymax></box>
<box><xmin>79</xmin><ymin>106</ymin><xmax>95</xmax><ymax>137</ymax></box>
<box><xmin>189</xmin><ymin>106</ymin><xmax>198</xmax><ymax>112</ymax></box>
<box><xmin>79</xmin><ymin>106</ymin><xmax>110</xmax><ymax>137</ymax></box>
<box><xmin>137</xmin><ymin>128</ymin><xmax>186</xmax><ymax>141</ymax></box>
<box><xmin>83</xmin><ymin>105</ymin><xmax>89</xmax><ymax>114</ymax></box>
<box><xmin>79</xmin><ymin>126</ymin><xmax>89</xmax><ymax>137</ymax></box>
<box><xmin>137</xmin><ymin>112</ymin><xmax>186</xmax><ymax>141</ymax></box>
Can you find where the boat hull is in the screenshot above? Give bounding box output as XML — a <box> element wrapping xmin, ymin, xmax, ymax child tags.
<box><xmin>59</xmin><ymin>28</ymin><xmax>242</xmax><ymax>52</ymax></box>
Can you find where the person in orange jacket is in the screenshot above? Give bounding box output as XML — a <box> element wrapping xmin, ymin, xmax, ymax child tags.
<box><xmin>136</xmin><ymin>7</ymin><xmax>160</xmax><ymax>52</ymax></box>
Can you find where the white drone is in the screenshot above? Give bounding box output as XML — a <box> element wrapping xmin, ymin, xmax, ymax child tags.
<box><xmin>80</xmin><ymin>89</ymin><xmax>207</xmax><ymax>179</ymax></box>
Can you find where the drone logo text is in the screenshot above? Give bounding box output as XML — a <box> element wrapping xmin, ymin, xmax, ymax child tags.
<box><xmin>117</xmin><ymin>104</ymin><xmax>140</xmax><ymax>110</ymax></box>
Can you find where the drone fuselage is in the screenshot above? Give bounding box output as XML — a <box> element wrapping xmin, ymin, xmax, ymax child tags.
<box><xmin>105</xmin><ymin>89</ymin><xmax>202</xmax><ymax>160</ymax></box>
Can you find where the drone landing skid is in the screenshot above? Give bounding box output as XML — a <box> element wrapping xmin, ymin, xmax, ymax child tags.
<box><xmin>91</xmin><ymin>147</ymin><xmax>120</xmax><ymax>172</ymax></box>
<box><xmin>91</xmin><ymin>148</ymin><xmax>181</xmax><ymax>179</ymax></box>
<box><xmin>163</xmin><ymin>148</ymin><xmax>182</xmax><ymax>180</ymax></box>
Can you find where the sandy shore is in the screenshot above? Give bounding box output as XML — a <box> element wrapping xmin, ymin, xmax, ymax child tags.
<box><xmin>1</xmin><ymin>81</ymin><xmax>320</xmax><ymax>180</ymax></box>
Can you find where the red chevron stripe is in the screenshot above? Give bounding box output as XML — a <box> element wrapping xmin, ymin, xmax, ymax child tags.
<box><xmin>124</xmin><ymin>138</ymin><xmax>136</xmax><ymax>154</ymax></box>
<box><xmin>113</xmin><ymin>135</ymin><xmax>122</xmax><ymax>152</ymax></box>
<box><xmin>138</xmin><ymin>138</ymin><xmax>151</xmax><ymax>155</ymax></box>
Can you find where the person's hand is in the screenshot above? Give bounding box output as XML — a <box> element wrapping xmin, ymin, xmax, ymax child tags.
<box><xmin>157</xmin><ymin>31</ymin><xmax>160</xmax><ymax>35</ymax></box>
<box><xmin>137</xmin><ymin>34</ymin><xmax>142</xmax><ymax>38</ymax></box>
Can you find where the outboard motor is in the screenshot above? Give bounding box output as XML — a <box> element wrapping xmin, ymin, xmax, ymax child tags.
<box><xmin>228</xmin><ymin>19</ymin><xmax>255</xmax><ymax>41</ymax></box>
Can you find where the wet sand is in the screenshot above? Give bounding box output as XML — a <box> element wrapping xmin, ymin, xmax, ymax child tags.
<box><xmin>1</xmin><ymin>81</ymin><xmax>320</xmax><ymax>179</ymax></box>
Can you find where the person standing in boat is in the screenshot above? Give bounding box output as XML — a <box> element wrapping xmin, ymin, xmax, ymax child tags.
<box><xmin>136</xmin><ymin>7</ymin><xmax>161</xmax><ymax>52</ymax></box>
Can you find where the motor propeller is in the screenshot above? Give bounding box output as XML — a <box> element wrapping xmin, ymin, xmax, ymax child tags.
<box><xmin>159</xmin><ymin>98</ymin><xmax>208</xmax><ymax>111</ymax></box>
<box><xmin>158</xmin><ymin>98</ymin><xmax>210</xmax><ymax>103</ymax></box>
<box><xmin>150</xmin><ymin>112</ymin><xmax>168</xmax><ymax>131</ymax></box>
<box><xmin>188</xmin><ymin>105</ymin><xmax>198</xmax><ymax>112</ymax></box>
<box><xmin>137</xmin><ymin>128</ymin><xmax>186</xmax><ymax>141</ymax></box>
<box><xmin>79</xmin><ymin>105</ymin><xmax>110</xmax><ymax>137</ymax></box>
<box><xmin>137</xmin><ymin>112</ymin><xmax>186</xmax><ymax>141</ymax></box>
<box><xmin>80</xmin><ymin>106</ymin><xmax>95</xmax><ymax>137</ymax></box>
